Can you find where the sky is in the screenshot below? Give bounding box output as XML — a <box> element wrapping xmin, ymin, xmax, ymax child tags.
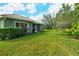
<box><xmin>0</xmin><ymin>3</ymin><xmax>62</xmax><ymax>21</ymax></box>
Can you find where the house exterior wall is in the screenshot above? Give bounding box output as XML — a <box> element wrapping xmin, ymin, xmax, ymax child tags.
<box><xmin>40</xmin><ymin>25</ymin><xmax>43</xmax><ymax>31</ymax></box>
<box><xmin>14</xmin><ymin>20</ymin><xmax>25</xmax><ymax>28</ymax></box>
<box><xmin>0</xmin><ymin>18</ymin><xmax>43</xmax><ymax>33</ymax></box>
<box><xmin>28</xmin><ymin>23</ymin><xmax>33</xmax><ymax>33</ymax></box>
<box><xmin>14</xmin><ymin>20</ymin><xmax>33</xmax><ymax>33</ymax></box>
<box><xmin>0</xmin><ymin>20</ymin><xmax>4</xmax><ymax>28</ymax></box>
<box><xmin>4</xmin><ymin>19</ymin><xmax>14</xmax><ymax>28</ymax></box>
<box><xmin>32</xmin><ymin>24</ymin><xmax>43</xmax><ymax>32</ymax></box>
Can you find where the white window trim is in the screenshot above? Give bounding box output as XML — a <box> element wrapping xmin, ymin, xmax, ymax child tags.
<box><xmin>14</xmin><ymin>21</ymin><xmax>29</xmax><ymax>28</ymax></box>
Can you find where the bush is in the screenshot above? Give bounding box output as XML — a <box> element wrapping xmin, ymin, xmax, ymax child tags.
<box><xmin>70</xmin><ymin>22</ymin><xmax>79</xmax><ymax>36</ymax></box>
<box><xmin>0</xmin><ymin>28</ymin><xmax>25</xmax><ymax>40</ymax></box>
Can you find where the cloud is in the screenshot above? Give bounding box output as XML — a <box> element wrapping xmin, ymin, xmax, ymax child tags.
<box><xmin>47</xmin><ymin>4</ymin><xmax>62</xmax><ymax>15</ymax></box>
<box><xmin>29</xmin><ymin>13</ymin><xmax>44</xmax><ymax>21</ymax></box>
<box><xmin>26</xmin><ymin>4</ymin><xmax>36</xmax><ymax>14</ymax></box>
<box><xmin>27</xmin><ymin>9</ymin><xmax>36</xmax><ymax>14</ymax></box>
<box><xmin>8</xmin><ymin>3</ymin><xmax>25</xmax><ymax>11</ymax></box>
<box><xmin>29</xmin><ymin>4</ymin><xmax>63</xmax><ymax>21</ymax></box>
<box><xmin>47</xmin><ymin>3</ymin><xmax>75</xmax><ymax>15</ymax></box>
<box><xmin>29</xmin><ymin>4</ymin><xmax>62</xmax><ymax>21</ymax></box>
<box><xmin>43</xmin><ymin>3</ymin><xmax>47</xmax><ymax>5</ymax></box>
<box><xmin>69</xmin><ymin>3</ymin><xmax>75</xmax><ymax>10</ymax></box>
<box><xmin>0</xmin><ymin>6</ymin><xmax>13</xmax><ymax>14</ymax></box>
<box><xmin>0</xmin><ymin>3</ymin><xmax>25</xmax><ymax>15</ymax></box>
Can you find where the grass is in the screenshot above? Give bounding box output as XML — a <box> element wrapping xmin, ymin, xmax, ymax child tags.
<box><xmin>0</xmin><ymin>30</ymin><xmax>79</xmax><ymax>56</ymax></box>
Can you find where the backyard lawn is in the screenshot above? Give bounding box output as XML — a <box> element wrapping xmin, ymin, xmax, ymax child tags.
<box><xmin>0</xmin><ymin>30</ymin><xmax>79</xmax><ymax>56</ymax></box>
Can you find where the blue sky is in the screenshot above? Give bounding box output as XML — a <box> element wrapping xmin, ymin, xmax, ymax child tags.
<box><xmin>0</xmin><ymin>3</ymin><xmax>62</xmax><ymax>21</ymax></box>
<box><xmin>14</xmin><ymin>3</ymin><xmax>51</xmax><ymax>16</ymax></box>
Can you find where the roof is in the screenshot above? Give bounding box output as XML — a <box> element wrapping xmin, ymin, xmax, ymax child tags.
<box><xmin>0</xmin><ymin>14</ymin><xmax>43</xmax><ymax>24</ymax></box>
<box><xmin>33</xmin><ymin>20</ymin><xmax>43</xmax><ymax>25</ymax></box>
<box><xmin>0</xmin><ymin>14</ymin><xmax>33</xmax><ymax>23</ymax></box>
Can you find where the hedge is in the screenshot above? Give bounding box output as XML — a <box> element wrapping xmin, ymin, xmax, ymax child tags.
<box><xmin>0</xmin><ymin>28</ymin><xmax>26</xmax><ymax>40</ymax></box>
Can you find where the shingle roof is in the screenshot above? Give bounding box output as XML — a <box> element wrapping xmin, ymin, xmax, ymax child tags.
<box><xmin>0</xmin><ymin>14</ymin><xmax>43</xmax><ymax>24</ymax></box>
<box><xmin>0</xmin><ymin>14</ymin><xmax>34</xmax><ymax>23</ymax></box>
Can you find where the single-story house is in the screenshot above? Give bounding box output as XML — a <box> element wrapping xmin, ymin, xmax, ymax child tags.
<box><xmin>0</xmin><ymin>14</ymin><xmax>43</xmax><ymax>33</ymax></box>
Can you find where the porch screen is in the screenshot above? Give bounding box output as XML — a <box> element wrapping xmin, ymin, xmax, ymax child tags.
<box><xmin>16</xmin><ymin>22</ymin><xmax>20</xmax><ymax>27</ymax></box>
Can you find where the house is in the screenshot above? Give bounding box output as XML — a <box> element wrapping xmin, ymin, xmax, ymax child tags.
<box><xmin>32</xmin><ymin>22</ymin><xmax>43</xmax><ymax>32</ymax></box>
<box><xmin>0</xmin><ymin>14</ymin><xmax>43</xmax><ymax>33</ymax></box>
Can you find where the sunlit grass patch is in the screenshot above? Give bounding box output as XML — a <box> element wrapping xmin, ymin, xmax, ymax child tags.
<box><xmin>0</xmin><ymin>30</ymin><xmax>79</xmax><ymax>56</ymax></box>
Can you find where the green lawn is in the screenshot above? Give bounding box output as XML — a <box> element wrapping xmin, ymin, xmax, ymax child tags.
<box><xmin>0</xmin><ymin>30</ymin><xmax>79</xmax><ymax>56</ymax></box>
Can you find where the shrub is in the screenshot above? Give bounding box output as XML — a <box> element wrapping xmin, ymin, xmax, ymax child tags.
<box><xmin>0</xmin><ymin>28</ymin><xmax>25</xmax><ymax>40</ymax></box>
<box><xmin>70</xmin><ymin>22</ymin><xmax>79</xmax><ymax>36</ymax></box>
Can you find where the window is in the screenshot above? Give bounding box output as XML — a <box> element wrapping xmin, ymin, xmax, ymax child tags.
<box><xmin>21</xmin><ymin>23</ymin><xmax>24</xmax><ymax>27</ymax></box>
<box><xmin>15</xmin><ymin>22</ymin><xmax>27</xmax><ymax>28</ymax></box>
<box><xmin>16</xmin><ymin>22</ymin><xmax>19</xmax><ymax>27</ymax></box>
<box><xmin>25</xmin><ymin>23</ymin><xmax>27</xmax><ymax>27</ymax></box>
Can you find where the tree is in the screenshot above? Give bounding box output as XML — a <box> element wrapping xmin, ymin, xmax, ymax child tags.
<box><xmin>75</xmin><ymin>3</ymin><xmax>79</xmax><ymax>20</ymax></box>
<box><xmin>42</xmin><ymin>14</ymin><xmax>55</xmax><ymax>30</ymax></box>
<box><xmin>70</xmin><ymin>3</ymin><xmax>79</xmax><ymax>36</ymax></box>
<box><xmin>55</xmin><ymin>3</ymin><xmax>76</xmax><ymax>29</ymax></box>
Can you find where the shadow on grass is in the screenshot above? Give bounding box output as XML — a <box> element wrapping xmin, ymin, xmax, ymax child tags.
<box><xmin>3</xmin><ymin>30</ymin><xmax>50</xmax><ymax>42</ymax></box>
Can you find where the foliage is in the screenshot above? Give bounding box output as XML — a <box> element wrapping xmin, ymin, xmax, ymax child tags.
<box><xmin>75</xmin><ymin>3</ymin><xmax>79</xmax><ymax>18</ymax></box>
<box><xmin>42</xmin><ymin>14</ymin><xmax>55</xmax><ymax>30</ymax></box>
<box><xmin>70</xmin><ymin>22</ymin><xmax>79</xmax><ymax>36</ymax></box>
<box><xmin>42</xmin><ymin>3</ymin><xmax>76</xmax><ymax>30</ymax></box>
<box><xmin>0</xmin><ymin>28</ymin><xmax>25</xmax><ymax>40</ymax></box>
<box><xmin>55</xmin><ymin>4</ymin><xmax>76</xmax><ymax>29</ymax></box>
<box><xmin>68</xmin><ymin>3</ymin><xmax>79</xmax><ymax>36</ymax></box>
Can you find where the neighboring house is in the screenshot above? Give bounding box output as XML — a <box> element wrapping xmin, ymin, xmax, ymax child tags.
<box><xmin>0</xmin><ymin>14</ymin><xmax>43</xmax><ymax>33</ymax></box>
